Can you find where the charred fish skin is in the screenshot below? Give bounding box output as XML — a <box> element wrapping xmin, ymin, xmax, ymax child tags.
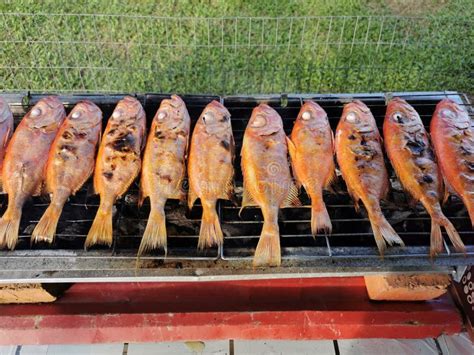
<box><xmin>241</xmin><ymin>104</ymin><xmax>300</xmax><ymax>267</ymax></box>
<box><xmin>0</xmin><ymin>97</ymin><xmax>14</xmax><ymax>191</ymax></box>
<box><xmin>431</xmin><ymin>99</ymin><xmax>474</xmax><ymax>228</ymax></box>
<box><xmin>0</xmin><ymin>96</ymin><xmax>66</xmax><ymax>250</ymax></box>
<box><xmin>287</xmin><ymin>100</ymin><xmax>335</xmax><ymax>236</ymax></box>
<box><xmin>138</xmin><ymin>95</ymin><xmax>191</xmax><ymax>256</ymax></box>
<box><xmin>335</xmin><ymin>100</ymin><xmax>404</xmax><ymax>255</ymax></box>
<box><xmin>32</xmin><ymin>101</ymin><xmax>103</xmax><ymax>245</ymax></box>
<box><xmin>384</xmin><ymin>98</ymin><xmax>465</xmax><ymax>256</ymax></box>
<box><xmin>188</xmin><ymin>100</ymin><xmax>234</xmax><ymax>250</ymax></box>
<box><xmin>85</xmin><ymin>96</ymin><xmax>146</xmax><ymax>249</ymax></box>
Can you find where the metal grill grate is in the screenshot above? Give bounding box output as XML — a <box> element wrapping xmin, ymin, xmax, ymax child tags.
<box><xmin>0</xmin><ymin>14</ymin><xmax>472</xmax><ymax>94</ymax></box>
<box><xmin>0</xmin><ymin>91</ymin><xmax>472</xmax><ymax>282</ymax></box>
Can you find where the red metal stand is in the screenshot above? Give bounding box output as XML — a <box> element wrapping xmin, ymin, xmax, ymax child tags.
<box><xmin>0</xmin><ymin>277</ymin><xmax>462</xmax><ymax>345</ymax></box>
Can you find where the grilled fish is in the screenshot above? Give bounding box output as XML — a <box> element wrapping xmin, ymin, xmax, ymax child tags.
<box><xmin>31</xmin><ymin>101</ymin><xmax>102</xmax><ymax>244</ymax></box>
<box><xmin>384</xmin><ymin>97</ymin><xmax>465</xmax><ymax>256</ymax></box>
<box><xmin>287</xmin><ymin>101</ymin><xmax>335</xmax><ymax>236</ymax></box>
<box><xmin>241</xmin><ymin>104</ymin><xmax>300</xmax><ymax>267</ymax></box>
<box><xmin>0</xmin><ymin>97</ymin><xmax>14</xmax><ymax>191</ymax></box>
<box><xmin>85</xmin><ymin>96</ymin><xmax>146</xmax><ymax>248</ymax></box>
<box><xmin>139</xmin><ymin>95</ymin><xmax>190</xmax><ymax>255</ymax></box>
<box><xmin>335</xmin><ymin>100</ymin><xmax>404</xmax><ymax>255</ymax></box>
<box><xmin>431</xmin><ymin>99</ymin><xmax>474</xmax><ymax>227</ymax></box>
<box><xmin>0</xmin><ymin>96</ymin><xmax>65</xmax><ymax>249</ymax></box>
<box><xmin>188</xmin><ymin>100</ymin><xmax>234</xmax><ymax>250</ymax></box>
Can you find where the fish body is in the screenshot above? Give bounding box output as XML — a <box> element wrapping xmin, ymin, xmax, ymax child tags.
<box><xmin>139</xmin><ymin>95</ymin><xmax>190</xmax><ymax>255</ymax></box>
<box><xmin>335</xmin><ymin>100</ymin><xmax>404</xmax><ymax>255</ymax></box>
<box><xmin>0</xmin><ymin>97</ymin><xmax>14</xmax><ymax>190</ymax></box>
<box><xmin>32</xmin><ymin>101</ymin><xmax>102</xmax><ymax>244</ymax></box>
<box><xmin>85</xmin><ymin>96</ymin><xmax>146</xmax><ymax>248</ymax></box>
<box><xmin>241</xmin><ymin>104</ymin><xmax>300</xmax><ymax>267</ymax></box>
<box><xmin>430</xmin><ymin>99</ymin><xmax>474</xmax><ymax>227</ymax></box>
<box><xmin>384</xmin><ymin>97</ymin><xmax>465</xmax><ymax>256</ymax></box>
<box><xmin>288</xmin><ymin>101</ymin><xmax>335</xmax><ymax>236</ymax></box>
<box><xmin>188</xmin><ymin>100</ymin><xmax>234</xmax><ymax>250</ymax></box>
<box><xmin>0</xmin><ymin>96</ymin><xmax>65</xmax><ymax>249</ymax></box>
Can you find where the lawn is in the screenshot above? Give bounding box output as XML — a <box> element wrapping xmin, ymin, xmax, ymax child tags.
<box><xmin>0</xmin><ymin>0</ymin><xmax>472</xmax><ymax>94</ymax></box>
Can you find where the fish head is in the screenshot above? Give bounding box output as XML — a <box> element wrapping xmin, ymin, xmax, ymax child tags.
<box><xmin>154</xmin><ymin>95</ymin><xmax>190</xmax><ymax>132</ymax></box>
<box><xmin>199</xmin><ymin>100</ymin><xmax>231</xmax><ymax>135</ymax></box>
<box><xmin>68</xmin><ymin>101</ymin><xmax>102</xmax><ymax>129</ymax></box>
<box><xmin>340</xmin><ymin>100</ymin><xmax>376</xmax><ymax>132</ymax></box>
<box><xmin>435</xmin><ymin>99</ymin><xmax>470</xmax><ymax>128</ymax></box>
<box><xmin>0</xmin><ymin>97</ymin><xmax>13</xmax><ymax>123</ymax></box>
<box><xmin>386</xmin><ymin>97</ymin><xmax>422</xmax><ymax>128</ymax></box>
<box><xmin>25</xmin><ymin>96</ymin><xmax>65</xmax><ymax>131</ymax></box>
<box><xmin>247</xmin><ymin>103</ymin><xmax>283</xmax><ymax>136</ymax></box>
<box><xmin>296</xmin><ymin>100</ymin><xmax>329</xmax><ymax>129</ymax></box>
<box><xmin>111</xmin><ymin>96</ymin><xmax>145</xmax><ymax>124</ymax></box>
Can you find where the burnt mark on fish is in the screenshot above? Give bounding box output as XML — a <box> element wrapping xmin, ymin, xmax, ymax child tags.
<box><xmin>103</xmin><ymin>171</ymin><xmax>113</xmax><ymax>180</ymax></box>
<box><xmin>220</xmin><ymin>139</ymin><xmax>230</xmax><ymax>151</ymax></box>
<box><xmin>60</xmin><ymin>144</ymin><xmax>77</xmax><ymax>154</ymax></box>
<box><xmin>348</xmin><ymin>134</ymin><xmax>356</xmax><ymax>140</ymax></box>
<box><xmin>108</xmin><ymin>132</ymin><xmax>135</xmax><ymax>153</ymax></box>
<box><xmin>460</xmin><ymin>146</ymin><xmax>472</xmax><ymax>156</ymax></box>
<box><xmin>74</xmin><ymin>131</ymin><xmax>87</xmax><ymax>139</ymax></box>
<box><xmin>421</xmin><ymin>175</ymin><xmax>434</xmax><ymax>184</ymax></box>
<box><xmin>464</xmin><ymin>161</ymin><xmax>474</xmax><ymax>171</ymax></box>
<box><xmin>154</xmin><ymin>130</ymin><xmax>166</xmax><ymax>139</ymax></box>
<box><xmin>156</xmin><ymin>172</ymin><xmax>172</xmax><ymax>183</ymax></box>
<box><xmin>405</xmin><ymin>136</ymin><xmax>426</xmax><ymax>156</ymax></box>
<box><xmin>62</xmin><ymin>131</ymin><xmax>73</xmax><ymax>140</ymax></box>
<box><xmin>220</xmin><ymin>115</ymin><xmax>230</xmax><ymax>123</ymax></box>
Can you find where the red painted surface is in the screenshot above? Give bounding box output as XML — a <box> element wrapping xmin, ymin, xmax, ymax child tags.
<box><xmin>0</xmin><ymin>277</ymin><xmax>462</xmax><ymax>345</ymax></box>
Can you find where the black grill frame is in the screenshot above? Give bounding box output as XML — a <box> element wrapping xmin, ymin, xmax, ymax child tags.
<box><xmin>0</xmin><ymin>91</ymin><xmax>472</xmax><ymax>282</ymax></box>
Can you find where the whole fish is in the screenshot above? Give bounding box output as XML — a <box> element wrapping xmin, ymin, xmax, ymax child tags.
<box><xmin>384</xmin><ymin>98</ymin><xmax>465</xmax><ymax>256</ymax></box>
<box><xmin>188</xmin><ymin>100</ymin><xmax>234</xmax><ymax>250</ymax></box>
<box><xmin>335</xmin><ymin>100</ymin><xmax>404</xmax><ymax>255</ymax></box>
<box><xmin>287</xmin><ymin>101</ymin><xmax>335</xmax><ymax>236</ymax></box>
<box><xmin>0</xmin><ymin>96</ymin><xmax>65</xmax><ymax>249</ymax></box>
<box><xmin>0</xmin><ymin>97</ymin><xmax>14</xmax><ymax>190</ymax></box>
<box><xmin>31</xmin><ymin>101</ymin><xmax>102</xmax><ymax>244</ymax></box>
<box><xmin>430</xmin><ymin>99</ymin><xmax>474</xmax><ymax>227</ymax></box>
<box><xmin>139</xmin><ymin>95</ymin><xmax>190</xmax><ymax>255</ymax></box>
<box><xmin>85</xmin><ymin>96</ymin><xmax>146</xmax><ymax>248</ymax></box>
<box><xmin>241</xmin><ymin>104</ymin><xmax>300</xmax><ymax>267</ymax></box>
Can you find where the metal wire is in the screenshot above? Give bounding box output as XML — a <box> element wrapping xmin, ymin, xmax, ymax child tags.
<box><xmin>0</xmin><ymin>14</ymin><xmax>472</xmax><ymax>94</ymax></box>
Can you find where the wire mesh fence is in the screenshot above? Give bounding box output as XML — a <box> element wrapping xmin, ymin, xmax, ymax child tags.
<box><xmin>0</xmin><ymin>13</ymin><xmax>473</xmax><ymax>94</ymax></box>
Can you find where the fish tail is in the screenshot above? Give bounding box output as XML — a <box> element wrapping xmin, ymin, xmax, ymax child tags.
<box><xmin>311</xmin><ymin>200</ymin><xmax>332</xmax><ymax>237</ymax></box>
<box><xmin>254</xmin><ymin>221</ymin><xmax>281</xmax><ymax>267</ymax></box>
<box><xmin>368</xmin><ymin>211</ymin><xmax>405</xmax><ymax>256</ymax></box>
<box><xmin>31</xmin><ymin>202</ymin><xmax>64</xmax><ymax>245</ymax></box>
<box><xmin>138</xmin><ymin>204</ymin><xmax>167</xmax><ymax>256</ymax></box>
<box><xmin>197</xmin><ymin>201</ymin><xmax>223</xmax><ymax>250</ymax></box>
<box><xmin>0</xmin><ymin>206</ymin><xmax>22</xmax><ymax>250</ymax></box>
<box><xmin>432</xmin><ymin>214</ymin><xmax>466</xmax><ymax>255</ymax></box>
<box><xmin>85</xmin><ymin>202</ymin><xmax>113</xmax><ymax>249</ymax></box>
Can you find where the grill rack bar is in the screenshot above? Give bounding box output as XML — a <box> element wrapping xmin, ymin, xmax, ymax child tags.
<box><xmin>0</xmin><ymin>90</ymin><xmax>472</xmax><ymax>282</ymax></box>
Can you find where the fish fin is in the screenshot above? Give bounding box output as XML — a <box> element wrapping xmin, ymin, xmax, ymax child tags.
<box><xmin>31</xmin><ymin>203</ymin><xmax>63</xmax><ymax>244</ymax></box>
<box><xmin>138</xmin><ymin>204</ymin><xmax>167</xmax><ymax>256</ymax></box>
<box><xmin>285</xmin><ymin>136</ymin><xmax>302</xmax><ymax>189</ymax></box>
<box><xmin>324</xmin><ymin>167</ymin><xmax>337</xmax><ymax>190</ymax></box>
<box><xmin>432</xmin><ymin>214</ymin><xmax>466</xmax><ymax>255</ymax></box>
<box><xmin>198</xmin><ymin>202</ymin><xmax>223</xmax><ymax>249</ymax></box>
<box><xmin>188</xmin><ymin>184</ymin><xmax>198</xmax><ymax>210</ymax></box>
<box><xmin>219</xmin><ymin>177</ymin><xmax>234</xmax><ymax>201</ymax></box>
<box><xmin>32</xmin><ymin>182</ymin><xmax>44</xmax><ymax>197</ymax></box>
<box><xmin>253</xmin><ymin>220</ymin><xmax>281</xmax><ymax>267</ymax></box>
<box><xmin>311</xmin><ymin>199</ymin><xmax>332</xmax><ymax>236</ymax></box>
<box><xmin>346</xmin><ymin>185</ymin><xmax>360</xmax><ymax>212</ymax></box>
<box><xmin>281</xmin><ymin>182</ymin><xmax>301</xmax><ymax>208</ymax></box>
<box><xmin>240</xmin><ymin>181</ymin><xmax>258</xmax><ymax>216</ymax></box>
<box><xmin>0</xmin><ymin>207</ymin><xmax>22</xmax><ymax>250</ymax></box>
<box><xmin>368</xmin><ymin>211</ymin><xmax>405</xmax><ymax>256</ymax></box>
<box><xmin>84</xmin><ymin>202</ymin><xmax>113</xmax><ymax>249</ymax></box>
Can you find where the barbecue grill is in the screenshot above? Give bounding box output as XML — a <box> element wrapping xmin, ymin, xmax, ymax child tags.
<box><xmin>0</xmin><ymin>91</ymin><xmax>472</xmax><ymax>283</ymax></box>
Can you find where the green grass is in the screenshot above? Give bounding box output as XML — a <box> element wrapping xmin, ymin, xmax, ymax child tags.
<box><xmin>0</xmin><ymin>0</ymin><xmax>472</xmax><ymax>94</ymax></box>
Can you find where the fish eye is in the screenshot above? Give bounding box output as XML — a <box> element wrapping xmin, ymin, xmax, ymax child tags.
<box><xmin>392</xmin><ymin>111</ymin><xmax>404</xmax><ymax>123</ymax></box>
<box><xmin>112</xmin><ymin>109</ymin><xmax>122</xmax><ymax>119</ymax></box>
<box><xmin>440</xmin><ymin>108</ymin><xmax>456</xmax><ymax>119</ymax></box>
<box><xmin>346</xmin><ymin>111</ymin><xmax>357</xmax><ymax>123</ymax></box>
<box><xmin>252</xmin><ymin>114</ymin><xmax>267</xmax><ymax>128</ymax></box>
<box><xmin>157</xmin><ymin>111</ymin><xmax>167</xmax><ymax>120</ymax></box>
<box><xmin>202</xmin><ymin>111</ymin><xmax>215</xmax><ymax>124</ymax></box>
<box><xmin>301</xmin><ymin>111</ymin><xmax>312</xmax><ymax>120</ymax></box>
<box><xmin>30</xmin><ymin>107</ymin><xmax>42</xmax><ymax>117</ymax></box>
<box><xmin>71</xmin><ymin>111</ymin><xmax>81</xmax><ymax>119</ymax></box>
